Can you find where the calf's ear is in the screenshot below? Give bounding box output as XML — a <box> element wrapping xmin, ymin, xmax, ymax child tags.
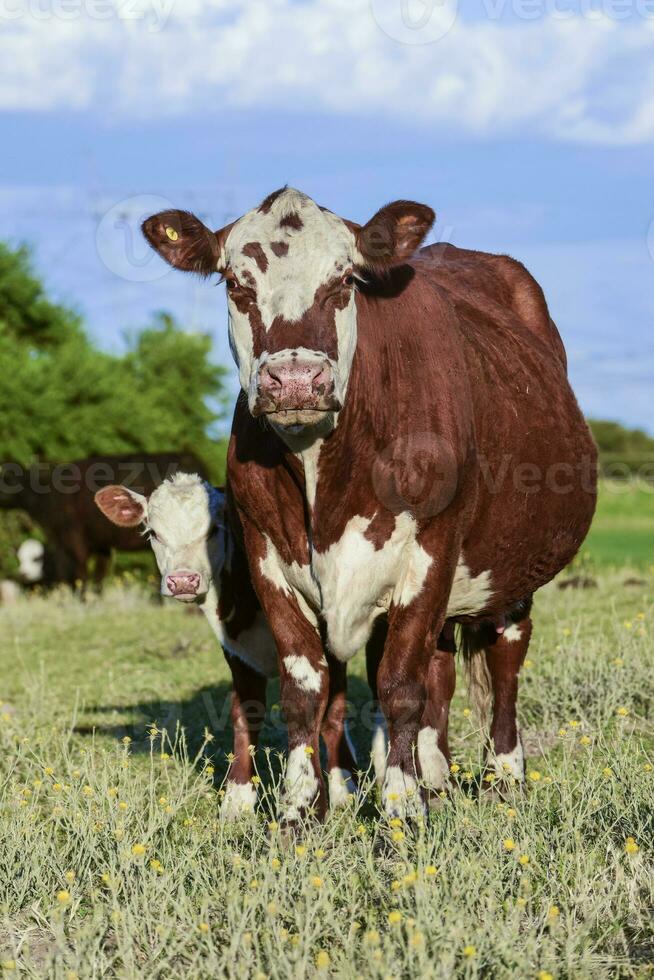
<box><xmin>141</xmin><ymin>209</ymin><xmax>231</xmax><ymax>277</ymax></box>
<box><xmin>356</xmin><ymin>200</ymin><xmax>435</xmax><ymax>271</ymax></box>
<box><xmin>95</xmin><ymin>485</ymin><xmax>148</xmax><ymax>527</ymax></box>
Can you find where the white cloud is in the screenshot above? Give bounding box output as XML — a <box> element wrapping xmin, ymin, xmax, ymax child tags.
<box><xmin>1</xmin><ymin>0</ymin><xmax>654</xmax><ymax>143</ymax></box>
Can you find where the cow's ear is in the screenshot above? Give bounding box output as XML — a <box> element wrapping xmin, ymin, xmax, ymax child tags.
<box><xmin>141</xmin><ymin>209</ymin><xmax>228</xmax><ymax>277</ymax></box>
<box><xmin>356</xmin><ymin>201</ymin><xmax>435</xmax><ymax>271</ymax></box>
<box><xmin>95</xmin><ymin>485</ymin><xmax>148</xmax><ymax>527</ymax></box>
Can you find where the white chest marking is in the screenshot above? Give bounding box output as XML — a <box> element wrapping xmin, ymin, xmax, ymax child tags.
<box><xmin>446</xmin><ymin>559</ymin><xmax>494</xmax><ymax>617</ymax></box>
<box><xmin>313</xmin><ymin>513</ymin><xmax>432</xmax><ymax>662</ymax></box>
<box><xmin>260</xmin><ymin>515</ymin><xmax>431</xmax><ymax>662</ymax></box>
<box><xmin>259</xmin><ymin>536</ymin><xmax>320</xmax><ymax>627</ymax></box>
<box><xmin>201</xmin><ymin>584</ymin><xmax>278</xmax><ymax>678</ymax></box>
<box><xmin>503</xmin><ymin>623</ymin><xmax>523</xmax><ymax>643</ymax></box>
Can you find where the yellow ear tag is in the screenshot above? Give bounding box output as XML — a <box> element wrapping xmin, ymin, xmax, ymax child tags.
<box><xmin>165</xmin><ymin>226</ymin><xmax>179</xmax><ymax>242</ymax></box>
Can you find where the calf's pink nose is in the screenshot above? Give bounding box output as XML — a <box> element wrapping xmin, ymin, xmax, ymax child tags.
<box><xmin>166</xmin><ymin>572</ymin><xmax>201</xmax><ymax>596</ymax></box>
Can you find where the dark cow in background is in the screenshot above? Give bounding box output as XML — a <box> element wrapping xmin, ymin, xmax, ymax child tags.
<box><xmin>0</xmin><ymin>451</ymin><xmax>208</xmax><ymax>591</ymax></box>
<box><xmin>143</xmin><ymin>187</ymin><xmax>597</xmax><ymax>824</ymax></box>
<box><xmin>95</xmin><ymin>471</ymin><xmax>357</xmax><ymax>817</ymax></box>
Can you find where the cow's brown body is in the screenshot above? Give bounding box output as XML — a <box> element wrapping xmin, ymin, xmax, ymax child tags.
<box><xmin>227</xmin><ymin>242</ymin><xmax>596</xmax><ymax>815</ymax></box>
<box><xmin>1</xmin><ymin>451</ymin><xmax>208</xmax><ymax>589</ymax></box>
<box><xmin>142</xmin><ymin>188</ymin><xmax>597</xmax><ymax>824</ymax></box>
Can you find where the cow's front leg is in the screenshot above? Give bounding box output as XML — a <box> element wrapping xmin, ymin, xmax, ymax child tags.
<box><xmin>221</xmin><ymin>654</ymin><xmax>267</xmax><ymax>819</ymax></box>
<box><xmin>279</xmin><ymin>628</ymin><xmax>330</xmax><ymax>824</ymax></box>
<box><xmin>321</xmin><ymin>655</ymin><xmax>357</xmax><ymax>808</ymax></box>
<box><xmin>417</xmin><ymin>624</ymin><xmax>456</xmax><ymax>805</ymax></box>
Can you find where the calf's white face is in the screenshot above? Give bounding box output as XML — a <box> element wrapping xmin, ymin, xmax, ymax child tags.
<box><xmin>95</xmin><ymin>473</ymin><xmax>225</xmax><ymax>602</ymax></box>
<box><xmin>142</xmin><ymin>189</ymin><xmax>434</xmax><ymax>431</ymax></box>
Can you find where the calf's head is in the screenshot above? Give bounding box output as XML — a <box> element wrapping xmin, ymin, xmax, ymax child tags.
<box><xmin>95</xmin><ymin>473</ymin><xmax>225</xmax><ymax>602</ymax></box>
<box><xmin>142</xmin><ymin>188</ymin><xmax>434</xmax><ymax>430</ymax></box>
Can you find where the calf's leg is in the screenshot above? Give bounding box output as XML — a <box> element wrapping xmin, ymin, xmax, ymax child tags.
<box><xmin>365</xmin><ymin>617</ymin><xmax>388</xmax><ymax>786</ymax></box>
<box><xmin>417</xmin><ymin>624</ymin><xmax>456</xmax><ymax>805</ymax></box>
<box><xmin>221</xmin><ymin>654</ymin><xmax>267</xmax><ymax>818</ymax></box>
<box><xmin>321</xmin><ymin>655</ymin><xmax>357</xmax><ymax>808</ymax></box>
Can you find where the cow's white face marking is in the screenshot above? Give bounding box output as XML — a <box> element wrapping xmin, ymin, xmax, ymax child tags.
<box><xmin>282</xmin><ymin>745</ymin><xmax>319</xmax><ymax>822</ymax></box>
<box><xmin>137</xmin><ymin>473</ymin><xmax>225</xmax><ymax>599</ymax></box>
<box><xmin>382</xmin><ymin>765</ymin><xmax>423</xmax><ymax>819</ymax></box>
<box><xmin>503</xmin><ymin>623</ymin><xmax>523</xmax><ymax>643</ymax></box>
<box><xmin>221</xmin><ymin>780</ymin><xmax>257</xmax><ymax>819</ymax></box>
<box><xmin>17</xmin><ymin>539</ymin><xmax>44</xmax><ymax>582</ymax></box>
<box><xmin>489</xmin><ymin>738</ymin><xmax>525</xmax><ymax>781</ymax></box>
<box><xmin>223</xmin><ymin>189</ymin><xmax>360</xmax><ymax>413</ymax></box>
<box><xmin>447</xmin><ymin>558</ymin><xmax>494</xmax><ymax>617</ymax></box>
<box><xmin>284</xmin><ymin>654</ymin><xmax>323</xmax><ymax>693</ymax></box>
<box><xmin>417</xmin><ymin>727</ymin><xmax>450</xmax><ymax>792</ymax></box>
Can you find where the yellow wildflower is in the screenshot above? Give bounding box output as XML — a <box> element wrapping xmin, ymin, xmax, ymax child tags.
<box><xmin>579</xmin><ymin>735</ymin><xmax>591</xmax><ymax>746</ymax></box>
<box><xmin>625</xmin><ymin>837</ymin><xmax>640</xmax><ymax>855</ymax></box>
<box><xmin>131</xmin><ymin>843</ymin><xmax>146</xmax><ymax>857</ymax></box>
<box><xmin>462</xmin><ymin>945</ymin><xmax>476</xmax><ymax>958</ymax></box>
<box><xmin>315</xmin><ymin>951</ymin><xmax>330</xmax><ymax>969</ymax></box>
<box><xmin>519</xmin><ymin>854</ymin><xmax>530</xmax><ymax>866</ymax></box>
<box><xmin>503</xmin><ymin>838</ymin><xmax>516</xmax><ymax>851</ymax></box>
<box><xmin>56</xmin><ymin>890</ymin><xmax>71</xmax><ymax>905</ymax></box>
<box><xmin>388</xmin><ymin>910</ymin><xmax>402</xmax><ymax>925</ymax></box>
<box><xmin>311</xmin><ymin>876</ymin><xmax>323</xmax><ymax>888</ymax></box>
<box><xmin>616</xmin><ymin>707</ymin><xmax>629</xmax><ymax>717</ymax></box>
<box><xmin>528</xmin><ymin>770</ymin><xmax>541</xmax><ymax>782</ymax></box>
<box><xmin>425</xmin><ymin>865</ymin><xmax>438</xmax><ymax>877</ymax></box>
<box><xmin>198</xmin><ymin>922</ymin><xmax>209</xmax><ymax>934</ymax></box>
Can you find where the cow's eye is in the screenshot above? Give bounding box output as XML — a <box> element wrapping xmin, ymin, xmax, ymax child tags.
<box><xmin>343</xmin><ymin>273</ymin><xmax>354</xmax><ymax>286</ymax></box>
<box><xmin>225</xmin><ymin>277</ymin><xmax>238</xmax><ymax>290</ymax></box>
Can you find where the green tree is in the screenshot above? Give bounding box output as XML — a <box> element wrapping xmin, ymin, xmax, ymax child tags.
<box><xmin>0</xmin><ymin>243</ymin><xmax>229</xmax><ymax>578</ymax></box>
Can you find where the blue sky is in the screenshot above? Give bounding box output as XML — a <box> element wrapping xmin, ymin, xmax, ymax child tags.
<box><xmin>0</xmin><ymin>0</ymin><xmax>653</xmax><ymax>431</ymax></box>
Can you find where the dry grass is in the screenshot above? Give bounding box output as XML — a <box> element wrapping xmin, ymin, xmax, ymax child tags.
<box><xmin>0</xmin><ymin>570</ymin><xmax>652</xmax><ymax>978</ymax></box>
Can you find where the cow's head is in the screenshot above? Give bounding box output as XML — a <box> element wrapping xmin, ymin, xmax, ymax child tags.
<box><xmin>95</xmin><ymin>473</ymin><xmax>225</xmax><ymax>603</ymax></box>
<box><xmin>142</xmin><ymin>188</ymin><xmax>434</xmax><ymax>431</ymax></box>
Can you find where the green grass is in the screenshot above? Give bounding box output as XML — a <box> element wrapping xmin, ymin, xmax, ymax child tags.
<box><xmin>583</xmin><ymin>480</ymin><xmax>654</xmax><ymax>567</ymax></box>
<box><xmin>0</xmin><ymin>571</ymin><xmax>652</xmax><ymax>978</ymax></box>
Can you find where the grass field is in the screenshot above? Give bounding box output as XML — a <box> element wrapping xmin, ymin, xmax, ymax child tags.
<box><xmin>584</xmin><ymin>480</ymin><xmax>654</xmax><ymax>567</ymax></box>
<box><xmin>0</xmin><ymin>552</ymin><xmax>652</xmax><ymax>977</ymax></box>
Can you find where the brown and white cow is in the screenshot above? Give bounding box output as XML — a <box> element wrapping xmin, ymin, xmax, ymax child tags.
<box><xmin>142</xmin><ymin>187</ymin><xmax>597</xmax><ymax>823</ymax></box>
<box><xmin>95</xmin><ymin>471</ymin><xmax>358</xmax><ymax>817</ymax></box>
